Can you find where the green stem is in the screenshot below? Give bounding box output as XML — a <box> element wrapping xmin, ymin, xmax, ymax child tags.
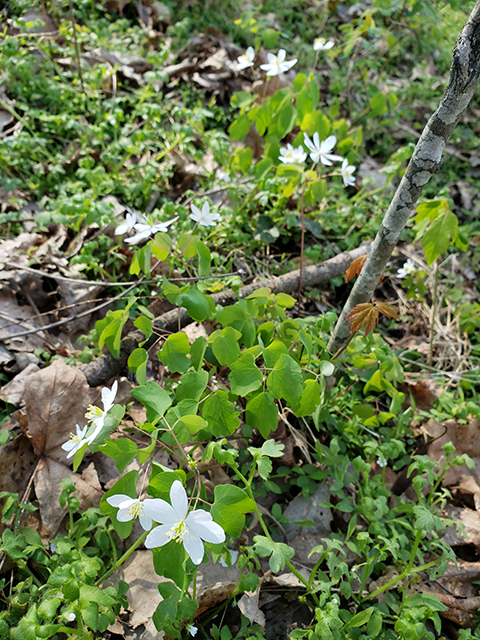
<box><xmin>96</xmin><ymin>530</ymin><xmax>148</xmax><ymax>585</ymax></box>
<box><xmin>233</xmin><ymin>467</ymin><xmax>319</xmax><ymax>605</ymax></box>
<box><xmin>362</xmin><ymin>530</ymin><xmax>440</xmax><ymax>602</ymax></box>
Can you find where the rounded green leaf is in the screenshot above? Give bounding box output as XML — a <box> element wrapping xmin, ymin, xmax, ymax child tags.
<box><xmin>159</xmin><ymin>333</ymin><xmax>191</xmax><ymax>373</ymax></box>
<box><xmin>245</xmin><ymin>392</ymin><xmax>278</xmax><ymax>438</ymax></box>
<box><xmin>229</xmin><ymin>353</ymin><xmax>263</xmax><ymax>396</ymax></box>
<box><xmin>267</xmin><ymin>353</ymin><xmax>303</xmax><ymax>405</ymax></box>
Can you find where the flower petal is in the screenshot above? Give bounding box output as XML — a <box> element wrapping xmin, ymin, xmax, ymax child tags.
<box><xmin>170</xmin><ymin>481</ymin><xmax>188</xmax><ymax>519</ymax></box>
<box><xmin>143</xmin><ymin>498</ymin><xmax>179</xmax><ymax>525</ymax></box>
<box><xmin>139</xmin><ymin>513</ymin><xmax>153</xmax><ymax>531</ymax></box>
<box><xmin>183</xmin><ymin>529</ymin><xmax>205</xmax><ymax>565</ymax></box>
<box><xmin>186</xmin><ymin>511</ymin><xmax>226</xmax><ymax>544</ymax></box>
<box><xmin>107</xmin><ymin>494</ymin><xmax>134</xmax><ymax>508</ymax></box>
<box><xmin>145</xmin><ymin>524</ymin><xmax>175</xmax><ymax>549</ymax></box>
<box><xmin>117</xmin><ymin>507</ymin><xmax>134</xmax><ymax>522</ymax></box>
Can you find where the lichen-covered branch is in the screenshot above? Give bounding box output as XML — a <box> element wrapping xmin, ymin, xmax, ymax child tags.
<box><xmin>328</xmin><ymin>1</ymin><xmax>480</xmax><ymax>355</ymax></box>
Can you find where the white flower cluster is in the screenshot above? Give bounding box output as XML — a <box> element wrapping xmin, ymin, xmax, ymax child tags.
<box><xmin>106</xmin><ymin>481</ymin><xmax>225</xmax><ymax>565</ymax></box>
<box><xmin>114</xmin><ymin>202</ymin><xmax>221</xmax><ymax>243</ymax></box>
<box><xmin>62</xmin><ymin>381</ymin><xmax>118</xmax><ymax>459</ymax></box>
<box><xmin>279</xmin><ymin>133</ymin><xmax>356</xmax><ymax>187</ymax></box>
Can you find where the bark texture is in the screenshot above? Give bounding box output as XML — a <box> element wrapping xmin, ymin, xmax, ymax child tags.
<box><xmin>328</xmin><ymin>1</ymin><xmax>480</xmax><ymax>355</ymax></box>
<box><xmin>81</xmin><ymin>244</ymin><xmax>369</xmax><ymax>386</ymax></box>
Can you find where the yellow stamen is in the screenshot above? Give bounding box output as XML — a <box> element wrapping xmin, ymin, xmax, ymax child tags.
<box><xmin>85</xmin><ymin>405</ymin><xmax>102</xmax><ymax>421</ymax></box>
<box><xmin>167</xmin><ymin>521</ymin><xmax>187</xmax><ymax>543</ymax></box>
<box><xmin>127</xmin><ymin>502</ymin><xmax>142</xmax><ymax>518</ymax></box>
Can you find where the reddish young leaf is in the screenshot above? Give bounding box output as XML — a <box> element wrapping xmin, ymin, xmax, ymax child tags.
<box><xmin>346</xmin><ymin>303</ymin><xmax>379</xmax><ymax>335</ymax></box>
<box><xmin>346</xmin><ymin>300</ymin><xmax>399</xmax><ymax>336</ymax></box>
<box><xmin>345</xmin><ymin>255</ymin><xmax>368</xmax><ymax>282</ymax></box>
<box><xmin>375</xmin><ymin>301</ymin><xmax>399</xmax><ymax>319</ymax></box>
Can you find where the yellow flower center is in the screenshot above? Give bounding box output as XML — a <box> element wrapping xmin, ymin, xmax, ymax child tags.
<box><xmin>167</xmin><ymin>520</ymin><xmax>187</xmax><ymax>543</ymax></box>
<box><xmin>85</xmin><ymin>405</ymin><xmax>102</xmax><ymax>421</ymax></box>
<box><xmin>126</xmin><ymin>502</ymin><xmax>142</xmax><ymax>518</ymax></box>
<box><xmin>69</xmin><ymin>432</ymin><xmax>80</xmax><ymax>443</ymax></box>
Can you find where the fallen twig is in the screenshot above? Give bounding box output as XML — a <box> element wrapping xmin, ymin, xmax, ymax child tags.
<box><xmin>80</xmin><ymin>244</ymin><xmax>369</xmax><ymax>386</ymax></box>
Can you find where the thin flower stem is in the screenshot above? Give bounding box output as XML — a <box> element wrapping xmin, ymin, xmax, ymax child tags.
<box><xmin>231</xmin><ymin>465</ymin><xmax>319</xmax><ymax>605</ymax></box>
<box><xmin>428</xmin><ymin>260</ymin><xmax>439</xmax><ymax>368</ymax></box>
<box><xmin>297</xmin><ymin>175</ymin><xmax>308</xmax><ymax>317</ymax></box>
<box><xmin>96</xmin><ymin>530</ymin><xmax>149</xmax><ymax>585</ymax></box>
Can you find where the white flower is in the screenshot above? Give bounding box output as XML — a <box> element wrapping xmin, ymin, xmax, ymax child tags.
<box><xmin>278</xmin><ymin>143</ymin><xmax>307</xmax><ymax>164</ymax></box>
<box><xmin>260</xmin><ymin>49</ymin><xmax>297</xmax><ymax>76</ymax></box>
<box><xmin>219</xmin><ymin>548</ymin><xmax>239</xmax><ymax>567</ymax></box>
<box><xmin>62</xmin><ymin>424</ymin><xmax>88</xmax><ymax>459</ymax></box>
<box><xmin>187</xmin><ymin>624</ymin><xmax>198</xmax><ymax>637</ymax></box>
<box><xmin>144</xmin><ymin>481</ymin><xmax>226</xmax><ymax>565</ymax></box>
<box><xmin>236</xmin><ymin>46</ymin><xmax>255</xmax><ymax>70</ymax></box>
<box><xmin>106</xmin><ymin>494</ymin><xmax>153</xmax><ymax>531</ymax></box>
<box><xmin>396</xmin><ymin>258</ymin><xmax>416</xmax><ymax>279</ymax></box>
<box><xmin>377</xmin><ymin>456</ymin><xmax>387</xmax><ymax>468</ymax></box>
<box><xmin>217</xmin><ymin>169</ymin><xmax>231</xmax><ymax>183</ymax></box>
<box><xmin>125</xmin><ymin>216</ymin><xmax>178</xmax><ymax>245</ymax></box>
<box><xmin>313</xmin><ymin>37</ymin><xmax>334</xmax><ymax>51</ymax></box>
<box><xmin>303</xmin><ymin>133</ymin><xmax>343</xmax><ymax>166</ymax></box>
<box><xmin>65</xmin><ymin>612</ymin><xmax>76</xmax><ymax>621</ymax></box>
<box><xmin>115</xmin><ymin>211</ymin><xmax>137</xmax><ymax>235</ymax></box>
<box><xmin>190</xmin><ymin>202</ymin><xmax>221</xmax><ymax>227</ymax></box>
<box><xmin>85</xmin><ymin>380</ymin><xmax>118</xmax><ymax>444</ymax></box>
<box><xmin>341</xmin><ymin>158</ymin><xmax>356</xmax><ymax>186</ymax></box>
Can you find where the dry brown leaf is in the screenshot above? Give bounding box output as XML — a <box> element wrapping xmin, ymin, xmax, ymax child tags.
<box><xmin>0</xmin><ymin>435</ymin><xmax>38</xmax><ymax>534</ymax></box>
<box><xmin>442</xmin><ymin>504</ymin><xmax>480</xmax><ymax>550</ymax></box>
<box><xmin>34</xmin><ymin>458</ymin><xmax>102</xmax><ymax>536</ymax></box>
<box><xmin>0</xmin><ymin>362</ymin><xmax>40</xmax><ymax>406</ymax></box>
<box><xmin>23</xmin><ymin>358</ymin><xmax>96</xmax><ymax>459</ymax></box>
<box><xmin>425</xmin><ymin>418</ymin><xmax>480</xmax><ymax>499</ymax></box>
<box><xmin>238</xmin><ymin>586</ymin><xmax>266</xmax><ymax>627</ymax></box>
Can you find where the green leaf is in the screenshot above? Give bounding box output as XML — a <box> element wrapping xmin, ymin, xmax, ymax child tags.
<box><xmin>195</xmin><ymin>240</ymin><xmax>211</xmax><ymax>277</ymax></box>
<box><xmin>253</xmin><ymin>536</ymin><xmax>295</xmax><ymax>572</ymax></box>
<box><xmin>267</xmin><ymin>354</ymin><xmax>303</xmax><ymax>405</ymax></box>
<box><xmin>182</xmin><ymin>287</ymin><xmax>213</xmax><ymax>322</ymax></box>
<box><xmin>369</xmin><ymin>92</ymin><xmax>387</xmax><ymax>117</ymax></box>
<box><xmin>345</xmin><ymin>607</ymin><xmax>374</xmax><ymax>628</ymax></box>
<box><xmin>134</xmin><ymin>315</ymin><xmax>153</xmax><ymax>344</ymax></box>
<box><xmin>99</xmin><ymin>438</ymin><xmax>138</xmax><ymax>472</ymax></box>
<box><xmin>175</xmin><ymin>371</ymin><xmax>208</xmax><ymax>403</ymax></box>
<box><xmin>254</xmin><ymin>157</ymin><xmax>273</xmax><ymax>181</ymax></box>
<box><xmin>0</xmin><ymin>529</ymin><xmax>25</xmax><ymax>560</ymax></box>
<box><xmin>190</xmin><ymin>336</ymin><xmax>207</xmax><ymax>371</ymax></box>
<box><xmin>38</xmin><ymin>597</ymin><xmax>61</xmax><ymax>620</ymax></box>
<box><xmin>202</xmin><ymin>390</ymin><xmax>240</xmax><ymax>436</ymax></box>
<box><xmin>148</xmin><ymin>470</ymin><xmax>185</xmax><ymax>500</ymax></box>
<box><xmin>211</xmin><ymin>485</ymin><xmax>256</xmax><ymax>537</ymax></box>
<box><xmin>246</xmin><ymin>392</ymin><xmax>278</xmax><ymax>438</ymax></box>
<box><xmin>422</xmin><ymin>210</ymin><xmax>458</xmax><ymax>265</ymax></box>
<box><xmin>152</xmin><ymin>541</ymin><xmax>187</xmax><ymax>587</ymax></box>
<box><xmin>131</xmin><ymin>381</ymin><xmax>173</xmax><ymax>423</ymax></box>
<box><xmin>275</xmin><ymin>292</ymin><xmax>296</xmax><ymax>308</ymax></box>
<box><xmin>260</xmin><ymin>439</ymin><xmax>284</xmax><ymax>458</ymax></box>
<box><xmin>319</xmin><ymin>361</ymin><xmax>335</xmax><ymax>376</ymax></box>
<box><xmin>81</xmin><ymin>602</ymin><xmax>99</xmax><ymax>631</ymax></box>
<box><xmin>262</xmin><ymin>339</ymin><xmax>288</xmax><ymax>367</ymax></box>
<box><xmin>159</xmin><ymin>332</ymin><xmax>191</xmax><ymax>373</ymax></box>
<box><xmin>229</xmin><ymin>353</ymin><xmax>263</xmax><ymax>396</ymax></box>
<box><xmin>211</xmin><ymin>326</ymin><xmax>241</xmax><ymax>366</ymax></box>
<box><xmin>128</xmin><ymin>348</ymin><xmax>148</xmax><ymax>385</ymax></box>
<box><xmin>292</xmin><ymin>379</ymin><xmax>322</xmax><ymax>417</ymax></box>
<box><xmin>367</xmin><ymin>611</ymin><xmax>383</xmax><ymax>638</ymax></box>
<box><xmin>231</xmin><ymin>91</ymin><xmax>256</xmax><ymax>110</ymax></box>
<box><xmin>100</xmin><ymin>470</ymin><xmax>138</xmax><ymax>538</ymax></box>
<box><xmin>79</xmin><ymin>585</ymin><xmax>115</xmax><ymax>608</ymax></box>
<box><xmin>276</xmin><ymin>105</ymin><xmax>297</xmax><ymax>139</ymax></box>
<box><xmin>229</xmin><ymin>114</ymin><xmax>251</xmax><ymax>141</ymax></box>
<box><xmin>178</xmin><ymin>415</ymin><xmax>206</xmax><ymax>434</ymax></box>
